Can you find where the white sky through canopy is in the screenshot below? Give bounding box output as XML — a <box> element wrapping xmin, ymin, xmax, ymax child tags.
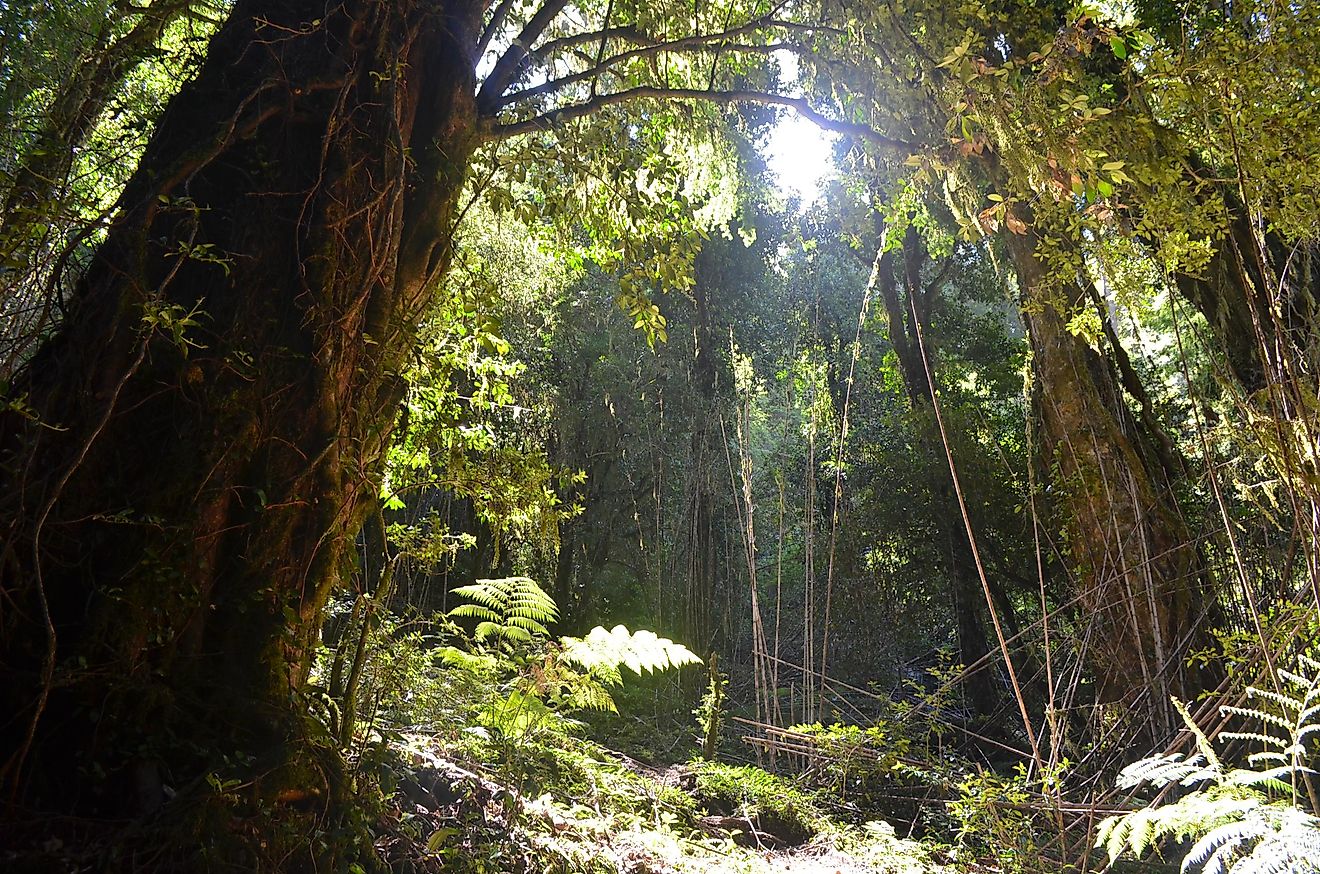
<box><xmin>763</xmin><ymin>51</ymin><xmax>837</xmax><ymax>205</ymax></box>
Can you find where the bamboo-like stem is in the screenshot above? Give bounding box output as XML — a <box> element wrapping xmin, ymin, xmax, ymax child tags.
<box><xmin>903</xmin><ymin>240</ymin><xmax>1043</xmax><ymax>772</ymax></box>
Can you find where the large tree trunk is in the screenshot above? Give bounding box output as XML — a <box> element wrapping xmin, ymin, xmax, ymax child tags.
<box><xmin>1004</xmin><ymin>225</ymin><xmax>1208</xmax><ymax>725</ymax></box>
<box><xmin>0</xmin><ymin>0</ymin><xmax>482</xmax><ymax>853</ymax></box>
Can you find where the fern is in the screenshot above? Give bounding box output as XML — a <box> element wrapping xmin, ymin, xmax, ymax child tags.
<box><xmin>559</xmin><ymin>624</ymin><xmax>701</xmax><ymax>685</ymax></box>
<box><xmin>445</xmin><ymin>580</ymin><xmax>701</xmax><ymax>737</ymax></box>
<box><xmin>448</xmin><ymin>576</ymin><xmax>559</xmax><ymax>643</ymax></box>
<box><xmin>477</xmin><ymin>688</ymin><xmax>577</xmax><ymax>738</ymax></box>
<box><xmin>1116</xmin><ymin>753</ymin><xmax>1219</xmax><ymax>790</ymax></box>
<box><xmin>1097</xmin><ymin>658</ymin><xmax>1320</xmax><ymax>874</ymax></box>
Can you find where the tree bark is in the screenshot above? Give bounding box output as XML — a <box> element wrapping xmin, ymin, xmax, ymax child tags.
<box><xmin>873</xmin><ymin>229</ymin><xmax>999</xmax><ymax>717</ymax></box>
<box><xmin>0</xmin><ymin>0</ymin><xmax>482</xmax><ymax>853</ymax></box>
<box><xmin>1004</xmin><ymin>223</ymin><xmax>1208</xmax><ymax>722</ymax></box>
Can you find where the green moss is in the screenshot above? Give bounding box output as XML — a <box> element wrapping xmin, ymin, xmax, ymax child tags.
<box><xmin>689</xmin><ymin>760</ymin><xmax>829</xmax><ymax>842</ymax></box>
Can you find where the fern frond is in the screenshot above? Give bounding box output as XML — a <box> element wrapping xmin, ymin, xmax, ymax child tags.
<box><xmin>1276</xmin><ymin>669</ymin><xmax>1318</xmax><ymax>696</ymax></box>
<box><xmin>449</xmin><ymin>577</ymin><xmax>558</xmax><ymax>645</ymax></box>
<box><xmin>1297</xmin><ymin>723</ymin><xmax>1320</xmax><ymax>745</ymax></box>
<box><xmin>1118</xmin><ymin>753</ymin><xmax>1217</xmax><ymax>789</ymax></box>
<box><xmin>1223</xmin><ymin>732</ymin><xmax>1289</xmax><ymax>750</ymax></box>
<box><xmin>476</xmin><ymin>688</ymin><xmax>563</xmax><ymax>738</ymax></box>
<box><xmin>1098</xmin><ymin>812</ymin><xmax>1134</xmax><ymax>862</ymax></box>
<box><xmin>1245</xmin><ymin>687</ymin><xmax>1305</xmax><ymax>714</ymax></box>
<box><xmin>559</xmin><ymin>625</ymin><xmax>701</xmax><ymax>682</ymax></box>
<box><xmin>474</xmin><ymin>620</ymin><xmax>506</xmax><ymax>642</ymax></box>
<box><xmin>1222</xmin><ymin>706</ymin><xmax>1294</xmax><ymax>735</ymax></box>
<box><xmin>1113</xmin><ymin>659</ymin><xmax>1320</xmax><ymax>874</ymax></box>
<box><xmin>448</xmin><ymin>603</ymin><xmax>499</xmax><ymax>622</ymax></box>
<box><xmin>1095</xmin><ymin>815</ymin><xmax>1123</xmax><ymax>858</ymax></box>
<box><xmin>1233</xmin><ymin>825</ymin><xmax>1320</xmax><ymax>874</ymax></box>
<box><xmin>450</xmin><ymin>583</ymin><xmax>506</xmax><ymax>610</ymax></box>
<box><xmin>504</xmin><ymin>614</ymin><xmax>552</xmax><ymax>636</ymax></box>
<box><xmin>1177</xmin><ymin>697</ymin><xmax>1225</xmax><ymax>771</ymax></box>
<box><xmin>558</xmin><ymin>678</ymin><xmax>619</xmax><ymax>714</ymax></box>
<box><xmin>1183</xmin><ymin>820</ymin><xmax>1257</xmax><ymax>874</ymax></box>
<box><xmin>437</xmin><ymin>646</ymin><xmax>502</xmax><ymax>674</ymax></box>
<box><xmin>1224</xmin><ymin>768</ymin><xmax>1294</xmax><ymax>796</ymax></box>
<box><xmin>1100</xmin><ymin>794</ymin><xmax>1262</xmax><ymax>865</ymax></box>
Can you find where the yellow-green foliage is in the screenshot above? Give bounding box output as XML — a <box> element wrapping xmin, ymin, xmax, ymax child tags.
<box><xmin>689</xmin><ymin>760</ymin><xmax>828</xmax><ymax>840</ymax></box>
<box><xmin>950</xmin><ymin>764</ymin><xmax>1049</xmax><ymax>874</ymax></box>
<box><xmin>449</xmin><ymin>576</ymin><xmax>559</xmax><ymax>643</ymax></box>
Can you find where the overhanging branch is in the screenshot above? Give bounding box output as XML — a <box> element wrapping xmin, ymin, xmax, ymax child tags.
<box><xmin>531</xmin><ymin>25</ymin><xmax>657</xmax><ymax>60</ymax></box>
<box><xmin>477</xmin><ymin>0</ymin><xmax>571</xmax><ymax>114</ymax></box>
<box><xmin>484</xmin><ymin>86</ymin><xmax>916</xmax><ymax>153</ymax></box>
<box><xmin>477</xmin><ymin>0</ymin><xmax>518</xmax><ymax>60</ymax></box>
<box><xmin>502</xmin><ymin>42</ymin><xmax>796</xmax><ymax>107</ymax></box>
<box><xmin>488</xmin><ymin>16</ymin><xmax>847</xmax><ymax>110</ymax></box>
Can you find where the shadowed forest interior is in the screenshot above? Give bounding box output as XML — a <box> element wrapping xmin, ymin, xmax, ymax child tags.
<box><xmin>2</xmin><ymin>1</ymin><xmax>1320</xmax><ymax>872</ymax></box>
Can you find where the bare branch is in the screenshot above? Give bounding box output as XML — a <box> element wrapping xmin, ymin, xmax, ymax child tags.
<box><xmin>531</xmin><ymin>25</ymin><xmax>658</xmax><ymax>60</ymax></box>
<box><xmin>477</xmin><ymin>0</ymin><xmax>571</xmax><ymax>114</ymax></box>
<box><xmin>484</xmin><ymin>86</ymin><xmax>915</xmax><ymax>152</ymax></box>
<box><xmin>477</xmin><ymin>0</ymin><xmax>517</xmax><ymax>61</ymax></box>
<box><xmin>588</xmin><ymin>0</ymin><xmax>614</xmax><ymax>99</ymax></box>
<box><xmin>503</xmin><ymin>39</ymin><xmax>796</xmax><ymax>108</ymax></box>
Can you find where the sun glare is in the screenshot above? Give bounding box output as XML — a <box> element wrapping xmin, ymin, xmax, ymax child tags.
<box><xmin>763</xmin><ymin>52</ymin><xmax>837</xmax><ymax>205</ymax></box>
<box><xmin>764</xmin><ymin>114</ymin><xmax>837</xmax><ymax>205</ymax></box>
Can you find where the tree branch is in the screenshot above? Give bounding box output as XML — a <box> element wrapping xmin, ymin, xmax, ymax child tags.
<box><xmin>477</xmin><ymin>0</ymin><xmax>571</xmax><ymax>114</ymax></box>
<box><xmin>477</xmin><ymin>0</ymin><xmax>518</xmax><ymax>61</ymax></box>
<box><xmin>484</xmin><ymin>86</ymin><xmax>915</xmax><ymax>152</ymax></box>
<box><xmin>531</xmin><ymin>25</ymin><xmax>658</xmax><ymax>60</ymax></box>
<box><xmin>502</xmin><ymin>40</ymin><xmax>796</xmax><ymax>108</ymax></box>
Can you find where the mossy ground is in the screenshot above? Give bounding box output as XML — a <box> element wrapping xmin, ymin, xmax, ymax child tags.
<box><xmin>372</xmin><ymin>730</ymin><xmax>951</xmax><ymax>874</ymax></box>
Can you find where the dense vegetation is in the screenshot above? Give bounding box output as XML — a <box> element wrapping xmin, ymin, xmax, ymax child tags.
<box><xmin>1</xmin><ymin>0</ymin><xmax>1319</xmax><ymax>871</ymax></box>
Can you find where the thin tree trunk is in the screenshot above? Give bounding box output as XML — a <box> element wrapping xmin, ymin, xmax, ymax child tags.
<box><xmin>874</xmin><ymin>230</ymin><xmax>999</xmax><ymax>716</ymax></box>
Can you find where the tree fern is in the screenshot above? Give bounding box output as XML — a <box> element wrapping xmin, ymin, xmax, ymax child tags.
<box><xmin>448</xmin><ymin>576</ymin><xmax>559</xmax><ymax>643</ymax></box>
<box><xmin>1097</xmin><ymin>658</ymin><xmax>1320</xmax><ymax>874</ymax></box>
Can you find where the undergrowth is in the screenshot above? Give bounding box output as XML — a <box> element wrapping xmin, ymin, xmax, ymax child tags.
<box><xmin>312</xmin><ymin>577</ymin><xmax>952</xmax><ymax>873</ymax></box>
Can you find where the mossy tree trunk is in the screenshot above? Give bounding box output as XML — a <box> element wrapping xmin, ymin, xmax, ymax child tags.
<box><xmin>1005</xmin><ymin>225</ymin><xmax>1208</xmax><ymax>725</ymax></box>
<box><xmin>0</xmin><ymin>0</ymin><xmax>482</xmax><ymax>842</ymax></box>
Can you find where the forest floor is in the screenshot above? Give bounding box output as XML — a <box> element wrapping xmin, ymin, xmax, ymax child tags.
<box><xmin>376</xmin><ymin>732</ymin><xmax>952</xmax><ymax>874</ymax></box>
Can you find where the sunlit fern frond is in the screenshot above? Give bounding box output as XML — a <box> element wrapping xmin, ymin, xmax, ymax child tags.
<box><xmin>448</xmin><ymin>577</ymin><xmax>558</xmax><ymax>643</ymax></box>
<box><xmin>1216</xmin><ymin>808</ymin><xmax>1320</xmax><ymax>874</ymax></box>
<box><xmin>1222</xmin><ymin>706</ymin><xmax>1294</xmax><ymax>736</ymax></box>
<box><xmin>558</xmin><ymin>624</ymin><xmax>702</xmax><ymax>685</ymax></box>
<box><xmin>476</xmin><ymin>688</ymin><xmax>567</xmax><ymax>738</ymax></box>
<box><xmin>1098</xmin><ymin>794</ymin><xmax>1261</xmax><ymax>863</ymax></box>
<box><xmin>1225</xmin><ymin>732</ymin><xmax>1290</xmax><ymax>751</ymax></box>
<box><xmin>1184</xmin><ymin>818</ymin><xmax>1260</xmax><ymax>874</ymax></box>
<box><xmin>1116</xmin><ymin>753</ymin><xmax>1217</xmax><ymax>790</ymax></box>
<box><xmin>556</xmin><ymin>674</ymin><xmax>619</xmax><ymax>714</ymax></box>
<box><xmin>1222</xmin><ymin>768</ymin><xmax>1296</xmax><ymax>796</ymax></box>
<box><xmin>1100</xmin><ymin>658</ymin><xmax>1320</xmax><ymax>874</ymax></box>
<box><xmin>1177</xmin><ymin>696</ymin><xmax>1225</xmax><ymax>771</ymax></box>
